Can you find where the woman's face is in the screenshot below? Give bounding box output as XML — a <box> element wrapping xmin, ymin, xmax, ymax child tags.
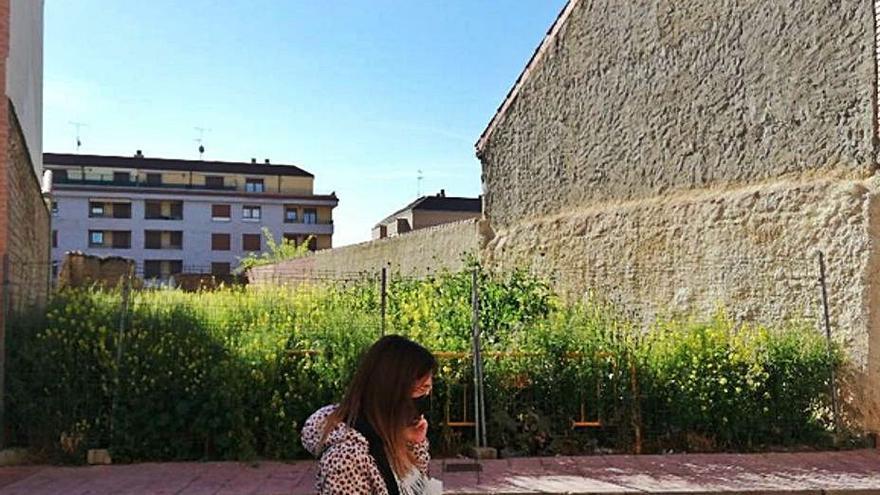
<box><xmin>411</xmin><ymin>373</ymin><xmax>433</xmax><ymax>398</ymax></box>
<box><xmin>404</xmin><ymin>373</ymin><xmax>432</xmax><ymax>444</ymax></box>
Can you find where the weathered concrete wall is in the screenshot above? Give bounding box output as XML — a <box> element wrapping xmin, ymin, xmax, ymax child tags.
<box><xmin>6</xmin><ymin>0</ymin><xmax>42</xmax><ymax>175</ymax></box>
<box><xmin>249</xmin><ymin>219</ymin><xmax>479</xmax><ymax>284</ymax></box>
<box><xmin>477</xmin><ymin>0</ymin><xmax>880</xmax><ymax>430</ymax></box>
<box><xmin>484</xmin><ymin>176</ymin><xmax>880</xmax><ymax>428</ymax></box>
<box><xmin>479</xmin><ymin>0</ymin><xmax>878</xmax><ymax>230</ymax></box>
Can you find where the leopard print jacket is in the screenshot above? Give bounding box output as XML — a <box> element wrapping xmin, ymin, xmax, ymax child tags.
<box><xmin>302</xmin><ymin>405</ymin><xmax>431</xmax><ymax>495</ymax></box>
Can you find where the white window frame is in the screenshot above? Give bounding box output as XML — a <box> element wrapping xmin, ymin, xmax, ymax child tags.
<box><xmin>245</xmin><ymin>178</ymin><xmax>265</xmax><ymax>193</ymax></box>
<box><xmin>242</xmin><ymin>205</ymin><xmax>262</xmax><ymax>221</ymax></box>
<box><xmin>303</xmin><ymin>208</ymin><xmax>317</xmax><ymax>224</ymax></box>
<box><xmin>89</xmin><ymin>231</ymin><xmax>105</xmax><ymax>247</ymax></box>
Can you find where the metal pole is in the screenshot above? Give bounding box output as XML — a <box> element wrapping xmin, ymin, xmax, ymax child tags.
<box><xmin>110</xmin><ymin>266</ymin><xmax>134</xmax><ymax>444</ymax></box>
<box><xmin>380</xmin><ymin>267</ymin><xmax>387</xmax><ymax>337</ymax></box>
<box><xmin>817</xmin><ymin>251</ymin><xmax>840</xmax><ymax>432</ymax></box>
<box><xmin>471</xmin><ymin>268</ymin><xmax>487</xmax><ymax>449</ymax></box>
<box><xmin>471</xmin><ymin>269</ymin><xmax>481</xmax><ymax>448</ymax></box>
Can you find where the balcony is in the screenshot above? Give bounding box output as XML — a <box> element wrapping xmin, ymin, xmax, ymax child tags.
<box><xmin>53</xmin><ymin>176</ymin><xmax>238</xmax><ymax>191</ymax></box>
<box><xmin>280</xmin><ymin>221</ymin><xmax>334</xmax><ymax>236</ymax></box>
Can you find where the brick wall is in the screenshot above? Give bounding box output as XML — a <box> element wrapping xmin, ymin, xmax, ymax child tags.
<box><xmin>3</xmin><ymin>104</ymin><xmax>49</xmax><ymax>311</ymax></box>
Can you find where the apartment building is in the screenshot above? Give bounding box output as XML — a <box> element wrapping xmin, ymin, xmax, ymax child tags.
<box><xmin>372</xmin><ymin>190</ymin><xmax>481</xmax><ymax>239</ymax></box>
<box><xmin>46</xmin><ymin>151</ymin><xmax>337</xmax><ymax>280</ymax></box>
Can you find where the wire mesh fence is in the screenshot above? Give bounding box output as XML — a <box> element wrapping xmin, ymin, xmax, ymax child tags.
<box><xmin>2</xmin><ymin>252</ymin><xmax>855</xmax><ymax>463</ymax></box>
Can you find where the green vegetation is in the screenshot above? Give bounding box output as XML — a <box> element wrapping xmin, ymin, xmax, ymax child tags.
<box><xmin>6</xmin><ymin>268</ymin><xmax>843</xmax><ymax>462</ymax></box>
<box><xmin>236</xmin><ymin>227</ymin><xmax>312</xmax><ymax>273</ymax></box>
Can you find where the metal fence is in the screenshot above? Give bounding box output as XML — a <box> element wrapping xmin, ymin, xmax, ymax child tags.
<box><xmin>2</xmin><ymin>251</ymin><xmax>851</xmax><ymax>462</ymax></box>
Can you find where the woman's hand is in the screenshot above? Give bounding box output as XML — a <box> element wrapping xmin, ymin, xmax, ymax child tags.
<box><xmin>405</xmin><ymin>416</ymin><xmax>428</xmax><ymax>444</ymax></box>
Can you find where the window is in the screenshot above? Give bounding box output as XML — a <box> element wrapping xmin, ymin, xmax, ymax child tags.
<box><xmin>145</xmin><ymin>201</ymin><xmax>183</xmax><ymax>220</ymax></box>
<box><xmin>212</xmin><ymin>204</ymin><xmax>231</xmax><ymax>221</ymax></box>
<box><xmin>52</xmin><ymin>230</ymin><xmax>58</xmax><ymax>248</ymax></box>
<box><xmin>303</xmin><ymin>208</ymin><xmax>317</xmax><ymax>224</ymax></box>
<box><xmin>307</xmin><ymin>237</ymin><xmax>318</xmax><ymax>252</ymax></box>
<box><xmin>89</xmin><ymin>231</ymin><xmax>105</xmax><ymax>247</ymax></box>
<box><xmin>112</xmin><ymin>231</ymin><xmax>131</xmax><ymax>249</ymax></box>
<box><xmin>205</xmin><ymin>176</ymin><xmax>225</xmax><ymax>189</ymax></box>
<box><xmin>211</xmin><ymin>262</ymin><xmax>231</xmax><ymax>276</ymax></box>
<box><xmin>144</xmin><ymin>260</ymin><xmax>183</xmax><ymax>280</ymax></box>
<box><xmin>245</xmin><ymin>178</ymin><xmax>265</xmax><ymax>193</ymax></box>
<box><xmin>145</xmin><ymin>201</ymin><xmax>162</xmax><ymax>219</ymax></box>
<box><xmin>242</xmin><ymin>233</ymin><xmax>261</xmax><ymax>251</ymax></box>
<box><xmin>284</xmin><ymin>207</ymin><xmax>298</xmax><ymax>223</ymax></box>
<box><xmin>242</xmin><ymin>205</ymin><xmax>261</xmax><ymax>221</ymax></box>
<box><xmin>212</xmin><ymin>233</ymin><xmax>231</xmax><ymax>251</ymax></box>
<box><xmin>89</xmin><ymin>202</ymin><xmax>105</xmax><ymax>218</ymax></box>
<box><xmin>169</xmin><ymin>201</ymin><xmax>183</xmax><ymax>219</ymax></box>
<box><xmin>144</xmin><ymin>230</ymin><xmax>162</xmax><ymax>249</ymax></box>
<box><xmin>145</xmin><ymin>173</ymin><xmax>162</xmax><ymax>186</ymax></box>
<box><xmin>52</xmin><ymin>169</ymin><xmax>68</xmax><ymax>184</ymax></box>
<box><xmin>52</xmin><ymin>201</ymin><xmax>58</xmax><ymax>215</ymax></box>
<box><xmin>113</xmin><ymin>172</ymin><xmax>130</xmax><ymax>185</ymax></box>
<box><xmin>52</xmin><ymin>261</ymin><xmax>59</xmax><ymax>279</ymax></box>
<box><xmin>143</xmin><ymin>260</ymin><xmax>161</xmax><ymax>279</ymax></box>
<box><xmin>169</xmin><ymin>231</ymin><xmax>183</xmax><ymax>249</ymax></box>
<box><xmin>168</xmin><ymin>260</ymin><xmax>183</xmax><ymax>276</ymax></box>
<box><xmin>112</xmin><ymin>202</ymin><xmax>132</xmax><ymax>219</ymax></box>
<box><xmin>283</xmin><ymin>233</ymin><xmax>297</xmax><ymax>245</ymax></box>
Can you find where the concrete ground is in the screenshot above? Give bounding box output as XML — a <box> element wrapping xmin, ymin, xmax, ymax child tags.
<box><xmin>0</xmin><ymin>449</ymin><xmax>878</xmax><ymax>494</ymax></box>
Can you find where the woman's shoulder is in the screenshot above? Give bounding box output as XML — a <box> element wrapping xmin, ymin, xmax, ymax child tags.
<box><xmin>301</xmin><ymin>404</ymin><xmax>339</xmax><ymax>456</ymax></box>
<box><xmin>302</xmin><ymin>404</ymin><xmax>371</xmax><ymax>458</ymax></box>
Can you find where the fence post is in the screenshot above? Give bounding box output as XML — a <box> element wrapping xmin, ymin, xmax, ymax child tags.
<box><xmin>629</xmin><ymin>355</ymin><xmax>643</xmax><ymax>454</ymax></box>
<box><xmin>380</xmin><ymin>267</ymin><xmax>387</xmax><ymax>337</ymax></box>
<box><xmin>109</xmin><ymin>266</ymin><xmax>134</xmax><ymax>445</ymax></box>
<box><xmin>817</xmin><ymin>251</ymin><xmax>840</xmax><ymax>432</ymax></box>
<box><xmin>471</xmin><ymin>268</ymin><xmax>487</xmax><ymax>450</ymax></box>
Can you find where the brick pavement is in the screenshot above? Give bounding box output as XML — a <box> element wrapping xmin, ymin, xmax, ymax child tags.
<box><xmin>0</xmin><ymin>449</ymin><xmax>877</xmax><ymax>494</ymax></box>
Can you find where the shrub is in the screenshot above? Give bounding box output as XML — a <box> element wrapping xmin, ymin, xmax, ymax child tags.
<box><xmin>5</xmin><ymin>268</ymin><xmax>845</xmax><ymax>462</ymax></box>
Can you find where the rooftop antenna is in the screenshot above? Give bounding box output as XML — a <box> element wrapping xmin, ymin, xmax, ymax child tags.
<box><xmin>194</xmin><ymin>126</ymin><xmax>210</xmax><ymax>159</ymax></box>
<box><xmin>69</xmin><ymin>121</ymin><xmax>87</xmax><ymax>152</ymax></box>
<box><xmin>417</xmin><ymin>169</ymin><xmax>424</xmax><ymax>197</ymax></box>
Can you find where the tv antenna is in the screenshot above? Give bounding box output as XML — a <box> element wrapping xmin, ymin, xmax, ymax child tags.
<box><xmin>194</xmin><ymin>126</ymin><xmax>210</xmax><ymax>159</ymax></box>
<box><xmin>69</xmin><ymin>121</ymin><xmax>87</xmax><ymax>152</ymax></box>
<box><xmin>417</xmin><ymin>169</ymin><xmax>424</xmax><ymax>197</ymax></box>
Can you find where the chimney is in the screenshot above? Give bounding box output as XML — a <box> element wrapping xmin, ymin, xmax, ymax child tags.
<box><xmin>439</xmin><ymin>189</ymin><xmax>446</xmax><ymax>197</ymax></box>
<box><xmin>264</xmin><ymin>158</ymin><xmax>270</xmax><ymax>164</ymax></box>
<box><xmin>251</xmin><ymin>158</ymin><xmax>257</xmax><ymax>164</ymax></box>
<box><xmin>134</xmin><ymin>150</ymin><xmax>144</xmax><ymax>158</ymax></box>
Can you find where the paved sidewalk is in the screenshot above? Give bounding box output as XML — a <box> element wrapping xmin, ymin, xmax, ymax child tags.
<box><xmin>0</xmin><ymin>449</ymin><xmax>878</xmax><ymax>494</ymax></box>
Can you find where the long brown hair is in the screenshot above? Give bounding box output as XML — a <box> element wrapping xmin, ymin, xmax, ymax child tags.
<box><xmin>324</xmin><ymin>335</ymin><xmax>437</xmax><ymax>475</ymax></box>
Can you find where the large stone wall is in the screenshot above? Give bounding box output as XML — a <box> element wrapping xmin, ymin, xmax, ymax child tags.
<box><xmin>479</xmin><ymin>0</ymin><xmax>878</xmax><ymax>230</ymax></box>
<box><xmin>249</xmin><ymin>219</ymin><xmax>479</xmax><ymax>284</ymax></box>
<box><xmin>477</xmin><ymin>0</ymin><xmax>880</xmax><ymax>431</ymax></box>
<box><xmin>484</xmin><ymin>176</ymin><xmax>880</xmax><ymax>428</ymax></box>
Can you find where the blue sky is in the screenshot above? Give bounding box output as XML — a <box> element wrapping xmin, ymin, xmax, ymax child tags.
<box><xmin>44</xmin><ymin>0</ymin><xmax>567</xmax><ymax>246</ymax></box>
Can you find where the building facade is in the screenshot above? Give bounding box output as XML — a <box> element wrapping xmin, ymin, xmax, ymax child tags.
<box><xmin>46</xmin><ymin>152</ymin><xmax>337</xmax><ymax>279</ymax></box>
<box><xmin>0</xmin><ymin>0</ymin><xmax>46</xmax><ymax>445</ymax></box>
<box><xmin>371</xmin><ymin>190</ymin><xmax>480</xmax><ymax>240</ymax></box>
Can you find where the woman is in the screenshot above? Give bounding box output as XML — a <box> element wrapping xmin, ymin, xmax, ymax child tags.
<box><xmin>302</xmin><ymin>335</ymin><xmax>443</xmax><ymax>495</ymax></box>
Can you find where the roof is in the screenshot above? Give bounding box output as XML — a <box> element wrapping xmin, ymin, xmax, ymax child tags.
<box><xmin>43</xmin><ymin>152</ymin><xmax>314</xmax><ymax>178</ymax></box>
<box><xmin>475</xmin><ymin>0</ymin><xmax>579</xmax><ymax>156</ymax></box>
<box><xmin>375</xmin><ymin>195</ymin><xmax>481</xmax><ymax>227</ymax></box>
